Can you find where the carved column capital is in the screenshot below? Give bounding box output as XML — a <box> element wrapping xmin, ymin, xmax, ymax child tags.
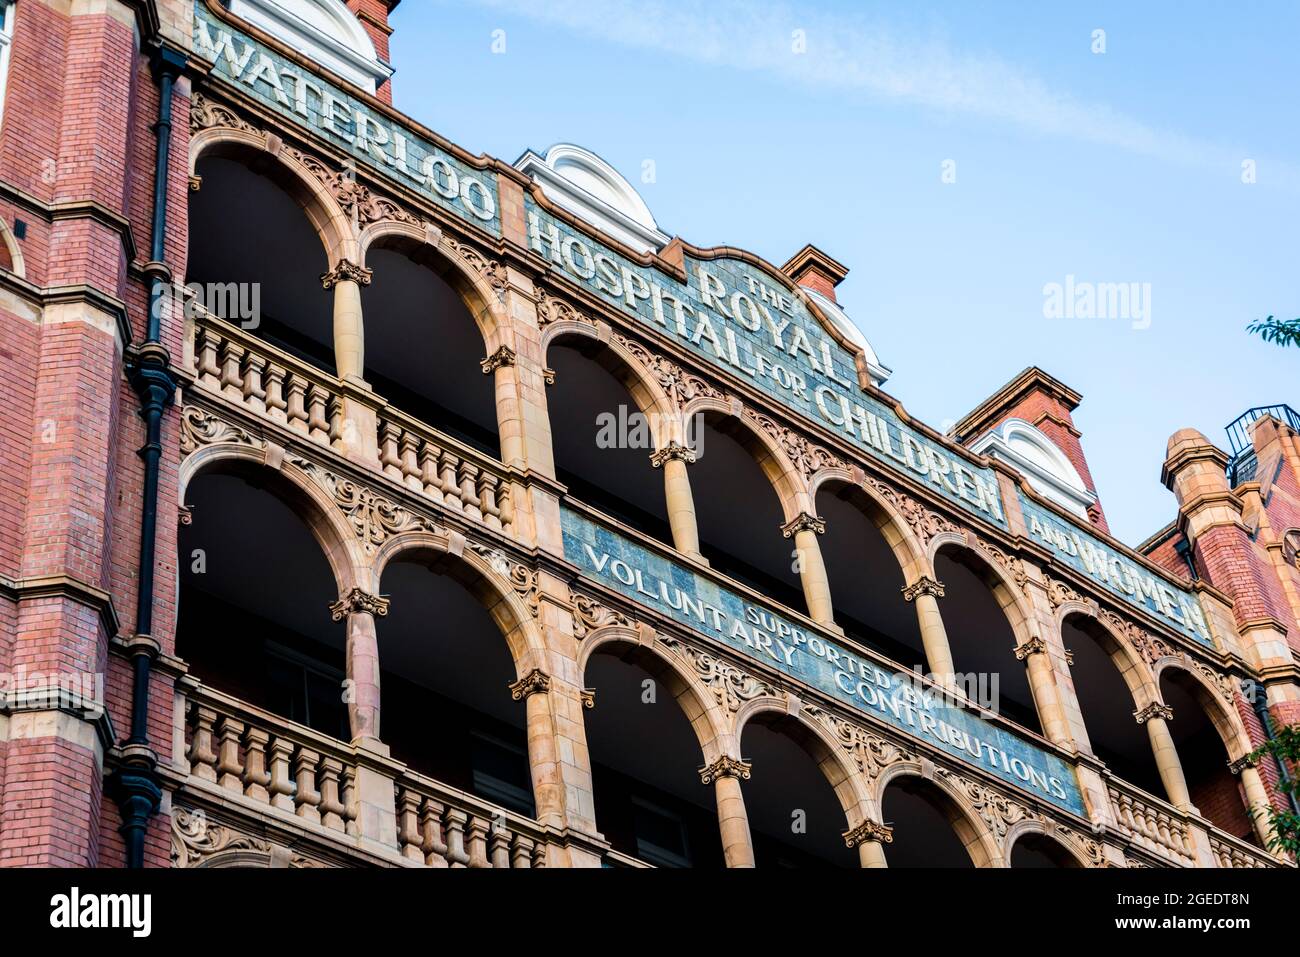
<box><xmin>508</xmin><ymin>668</ymin><xmax>551</xmax><ymax>700</ymax></box>
<box><xmin>1227</xmin><ymin>754</ymin><xmax>1257</xmax><ymax>775</ymax></box>
<box><xmin>699</xmin><ymin>755</ymin><xmax>752</xmax><ymax>784</ymax></box>
<box><xmin>650</xmin><ymin>442</ymin><xmax>697</xmax><ymax>468</ymax></box>
<box><xmin>580</xmin><ymin>688</ymin><xmax>595</xmax><ymax>709</ymax></box>
<box><xmin>901</xmin><ymin>577</ymin><xmax>945</xmax><ymax>602</ymax></box>
<box><xmin>480</xmin><ymin>345</ymin><xmax>517</xmax><ymax>374</ymax></box>
<box><xmin>1133</xmin><ymin>702</ymin><xmax>1174</xmax><ymax>724</ymax></box>
<box><xmin>320</xmin><ymin>259</ymin><xmax>373</xmax><ymax>289</ymax></box>
<box><xmin>781</xmin><ymin>512</ymin><xmax>825</xmax><ymax>538</ymax></box>
<box><xmin>329</xmin><ymin>588</ymin><xmax>390</xmax><ymax>621</ymax></box>
<box><xmin>1013</xmin><ymin>636</ymin><xmax>1048</xmax><ymax>660</ymax></box>
<box><xmin>843</xmin><ymin>819</ymin><xmax>894</xmax><ymax>847</ymax></box>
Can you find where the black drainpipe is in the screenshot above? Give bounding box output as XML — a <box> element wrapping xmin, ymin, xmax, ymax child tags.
<box><xmin>108</xmin><ymin>44</ymin><xmax>188</xmax><ymax>869</ymax></box>
<box><xmin>1248</xmin><ymin>681</ymin><xmax>1300</xmax><ymax>816</ymax></box>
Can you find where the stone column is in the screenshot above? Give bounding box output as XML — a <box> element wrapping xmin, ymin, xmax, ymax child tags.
<box><xmin>1135</xmin><ymin>703</ymin><xmax>1192</xmax><ymax>809</ymax></box>
<box><xmin>901</xmin><ymin>577</ymin><xmax>956</xmax><ymax>689</ymax></box>
<box><xmin>783</xmin><ymin>513</ymin><xmax>835</xmax><ymax>627</ymax></box>
<box><xmin>1232</xmin><ymin>757</ymin><xmax>1286</xmax><ymax>857</ymax></box>
<box><xmin>509</xmin><ymin>668</ymin><xmax>567</xmax><ymax>829</ymax></box>
<box><xmin>322</xmin><ymin>259</ymin><xmax>372</xmax><ymax>383</ymax></box>
<box><xmin>330</xmin><ymin>588</ymin><xmax>389</xmax><ymax>743</ymax></box>
<box><xmin>844</xmin><ymin>819</ymin><xmax>892</xmax><ymax>868</ymax></box>
<box><xmin>1013</xmin><ymin>636</ymin><xmax>1072</xmax><ymax>746</ymax></box>
<box><xmin>701</xmin><ymin>756</ymin><xmax>755</xmax><ymax>868</ymax></box>
<box><xmin>651</xmin><ymin>443</ymin><xmax>702</xmax><ymax>560</ymax></box>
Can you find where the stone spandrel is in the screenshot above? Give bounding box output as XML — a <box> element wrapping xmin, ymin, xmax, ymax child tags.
<box><xmin>561</xmin><ymin>506</ymin><xmax>1087</xmax><ymax>817</ymax></box>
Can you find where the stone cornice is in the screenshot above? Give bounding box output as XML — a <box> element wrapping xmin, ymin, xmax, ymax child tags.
<box><xmin>0</xmin><ymin>573</ymin><xmax>120</xmax><ymax>639</ymax></box>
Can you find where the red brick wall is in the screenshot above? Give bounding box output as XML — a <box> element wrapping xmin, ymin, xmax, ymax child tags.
<box><xmin>345</xmin><ymin>0</ymin><xmax>394</xmax><ymax>103</ymax></box>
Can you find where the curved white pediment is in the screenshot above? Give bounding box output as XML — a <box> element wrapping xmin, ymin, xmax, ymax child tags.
<box><xmin>228</xmin><ymin>0</ymin><xmax>392</xmax><ymax>93</ymax></box>
<box><xmin>971</xmin><ymin>418</ymin><xmax>1095</xmax><ymax>517</ymax></box>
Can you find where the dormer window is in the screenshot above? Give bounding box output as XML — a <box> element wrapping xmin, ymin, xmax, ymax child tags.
<box><xmin>227</xmin><ymin>0</ymin><xmax>392</xmax><ymax>94</ymax></box>
<box><xmin>970</xmin><ymin>418</ymin><xmax>1096</xmax><ymax>518</ymax></box>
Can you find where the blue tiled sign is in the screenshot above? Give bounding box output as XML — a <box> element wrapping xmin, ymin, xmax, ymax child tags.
<box><xmin>193</xmin><ymin>3</ymin><xmax>501</xmax><ymax>236</ymax></box>
<box><xmin>563</xmin><ymin>506</ymin><xmax>1087</xmax><ymax>817</ymax></box>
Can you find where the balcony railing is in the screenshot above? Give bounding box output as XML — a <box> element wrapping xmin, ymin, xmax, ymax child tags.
<box><xmin>1210</xmin><ymin>830</ymin><xmax>1276</xmax><ymax>869</ymax></box>
<box><xmin>181</xmin><ymin>681</ymin><xmax>546</xmax><ymax>868</ymax></box>
<box><xmin>187</xmin><ymin>311</ymin><xmax>515</xmax><ymax>535</ymax></box>
<box><xmin>1107</xmin><ymin>780</ymin><xmax>1196</xmax><ymax>866</ymax></box>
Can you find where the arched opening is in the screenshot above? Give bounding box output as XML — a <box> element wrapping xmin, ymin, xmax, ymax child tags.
<box><xmin>546</xmin><ymin>337</ymin><xmax>672</xmax><ymax>546</ymax></box>
<box><xmin>879</xmin><ymin>776</ymin><xmax>980</xmax><ymax>867</ymax></box>
<box><xmin>738</xmin><ymin>713</ymin><xmax>857</xmax><ymax>867</ymax></box>
<box><xmin>188</xmin><ymin>153</ymin><xmax>334</xmax><ymax>365</ymax></box>
<box><xmin>934</xmin><ymin>545</ymin><xmax>1041</xmax><ymax>734</ymax></box>
<box><xmin>178</xmin><ymin>463</ymin><xmax>348</xmax><ymax>738</ymax></box>
<box><xmin>361</xmin><ymin>237</ymin><xmax>499</xmax><ymax>456</ymax></box>
<box><xmin>814</xmin><ymin>481</ymin><xmax>924</xmax><ymax>665</ymax></box>
<box><xmin>1061</xmin><ymin>613</ymin><xmax>1163</xmax><ymax>796</ymax></box>
<box><xmin>690</xmin><ymin>413</ymin><xmax>804</xmax><ymax>614</ymax></box>
<box><xmin>582</xmin><ymin>644</ymin><xmax>724</xmax><ymax>867</ymax></box>
<box><xmin>1010</xmin><ymin>832</ymin><xmax>1083</xmax><ymax>868</ymax></box>
<box><xmin>1160</xmin><ymin>668</ymin><xmax>1257</xmax><ymax>844</ymax></box>
<box><xmin>375</xmin><ymin>551</ymin><xmax>532</xmax><ymax>814</ymax></box>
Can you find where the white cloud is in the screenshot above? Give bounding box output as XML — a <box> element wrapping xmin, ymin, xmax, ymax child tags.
<box><xmin>457</xmin><ymin>0</ymin><xmax>1289</xmax><ymax>184</ymax></box>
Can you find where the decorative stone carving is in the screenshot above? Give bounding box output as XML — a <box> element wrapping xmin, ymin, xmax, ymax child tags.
<box><xmin>294</xmin><ymin>458</ymin><xmax>437</xmax><ymax>553</ymax></box>
<box><xmin>1227</xmin><ymin>754</ymin><xmax>1256</xmax><ymax>775</ymax></box>
<box><xmin>901</xmin><ymin>577</ymin><xmax>945</xmax><ymax>602</ymax></box>
<box><xmin>1045</xmin><ymin>575</ymin><xmax>1088</xmax><ymax>610</ymax></box>
<box><xmin>781</xmin><ymin>512</ymin><xmax>826</xmax><ymax>537</ymax></box>
<box><xmin>843</xmin><ymin>819</ymin><xmax>893</xmax><ymax>847</ymax></box>
<box><xmin>580</xmin><ymin>688</ymin><xmax>596</xmax><ymax>709</ymax></box>
<box><xmin>659</xmin><ymin>636</ymin><xmax>775</xmax><ymax>712</ymax></box>
<box><xmin>179</xmin><ymin>406</ymin><xmax>258</xmax><ymax>455</ymax></box>
<box><xmin>1099</xmin><ymin>609</ymin><xmax>1174</xmax><ymax>668</ymax></box>
<box><xmin>467</xmin><ymin>541</ymin><xmax>543</xmax><ymax>619</ymax></box>
<box><xmin>649</xmin><ymin>442</ymin><xmax>697</xmax><ymax>468</ymax></box>
<box><xmin>862</xmin><ymin>474</ymin><xmax>960</xmax><ymax>547</ymax></box>
<box><xmin>479</xmin><ymin>345</ymin><xmax>516</xmax><ymax>374</ymax></box>
<box><xmin>446</xmin><ymin>238</ymin><xmax>507</xmax><ymax>293</ymax></box>
<box><xmin>699</xmin><ymin>755</ymin><xmax>752</xmax><ymax>784</ymax></box>
<box><xmin>977</xmin><ymin>539</ymin><xmax>1031</xmax><ymax>596</ymax></box>
<box><xmin>190</xmin><ymin>91</ymin><xmax>260</xmax><ymax>135</ymax></box>
<box><xmin>1181</xmin><ymin>655</ymin><xmax>1239</xmax><ymax>704</ymax></box>
<box><xmin>171</xmin><ymin>807</ymin><xmax>326</xmax><ymax>869</ymax></box>
<box><xmin>1013</xmin><ymin>636</ymin><xmax>1048</xmax><ymax>660</ymax></box>
<box><xmin>615</xmin><ymin>333</ymin><xmax>727</xmax><ymax>409</ymax></box>
<box><xmin>329</xmin><ymin>588</ymin><xmax>390</xmax><ymax>621</ymax></box>
<box><xmin>745</xmin><ymin>408</ymin><xmax>846</xmax><ymax>480</ymax></box>
<box><xmin>804</xmin><ymin>704</ymin><xmax>915</xmax><ymax>779</ymax></box>
<box><xmin>935</xmin><ymin>767</ymin><xmax>1037</xmax><ymax>838</ymax></box>
<box><xmin>571</xmin><ymin>592</ymin><xmax>631</xmax><ymax>639</ymax></box>
<box><xmin>1133</xmin><ymin>702</ymin><xmax>1174</xmax><ymax>724</ymax></box>
<box><xmin>320</xmin><ymin>259</ymin><xmax>373</xmax><ymax>289</ymax></box>
<box><xmin>535</xmin><ymin>288</ymin><xmax>587</xmax><ymax>328</ymax></box>
<box><xmin>284</xmin><ymin>144</ymin><xmax>422</xmax><ymax>229</ymax></box>
<box><xmin>509</xmin><ymin>668</ymin><xmax>551</xmax><ymax>700</ymax></box>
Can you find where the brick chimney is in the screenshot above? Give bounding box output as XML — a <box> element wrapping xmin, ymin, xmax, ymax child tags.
<box><xmin>782</xmin><ymin>244</ymin><xmax>848</xmax><ymax>303</ymax></box>
<box><xmin>346</xmin><ymin>0</ymin><xmax>400</xmax><ymax>103</ymax></box>
<box><xmin>952</xmin><ymin>367</ymin><xmax>1110</xmax><ymax>533</ymax></box>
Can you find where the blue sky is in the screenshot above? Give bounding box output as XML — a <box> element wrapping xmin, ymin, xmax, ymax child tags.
<box><xmin>390</xmin><ymin>0</ymin><xmax>1299</xmax><ymax>545</ymax></box>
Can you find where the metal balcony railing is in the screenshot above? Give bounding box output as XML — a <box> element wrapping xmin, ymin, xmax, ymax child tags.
<box><xmin>1225</xmin><ymin>405</ymin><xmax>1300</xmax><ymax>486</ymax></box>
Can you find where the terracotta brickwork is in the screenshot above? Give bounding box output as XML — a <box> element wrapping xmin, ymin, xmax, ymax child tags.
<box><xmin>0</xmin><ymin>0</ymin><xmax>1294</xmax><ymax>872</ymax></box>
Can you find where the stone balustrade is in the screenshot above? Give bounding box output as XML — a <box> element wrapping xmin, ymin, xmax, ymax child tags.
<box><xmin>1107</xmin><ymin>781</ymin><xmax>1196</xmax><ymax>866</ymax></box>
<box><xmin>1210</xmin><ymin>830</ymin><xmax>1276</xmax><ymax>868</ymax></box>
<box><xmin>395</xmin><ymin>771</ymin><xmax>546</xmax><ymax>868</ymax></box>
<box><xmin>377</xmin><ymin>408</ymin><xmax>515</xmax><ymax>533</ymax></box>
<box><xmin>180</xmin><ymin>682</ymin><xmax>548</xmax><ymax>868</ymax></box>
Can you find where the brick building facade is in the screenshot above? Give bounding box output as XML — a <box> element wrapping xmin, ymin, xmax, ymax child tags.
<box><xmin>0</xmin><ymin>0</ymin><xmax>1295</xmax><ymax>869</ymax></box>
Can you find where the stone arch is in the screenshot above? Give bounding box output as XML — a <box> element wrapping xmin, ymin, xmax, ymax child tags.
<box><xmin>681</xmin><ymin>395</ymin><xmax>808</xmax><ymax>521</ymax></box>
<box><xmin>369</xmin><ymin>530</ymin><xmax>547</xmax><ymax>677</ymax></box>
<box><xmin>178</xmin><ymin>440</ymin><xmax>365</xmax><ymax>598</ymax></box>
<box><xmin>1058</xmin><ymin>608</ymin><xmax>1158</xmax><ymax>708</ymax></box>
<box><xmin>359</xmin><ymin>220</ymin><xmax>508</xmax><ymax>355</ymax></box>
<box><xmin>873</xmin><ymin>763</ymin><xmax>1003</xmax><ymax>867</ymax></box>
<box><xmin>1153</xmin><ymin>657</ymin><xmax>1253</xmax><ymax>760</ymax></box>
<box><xmin>873</xmin><ymin>764</ymin><xmax>1003</xmax><ymax>868</ymax></box>
<box><xmin>808</xmin><ymin>468</ymin><xmax>928</xmax><ymax>584</ymax></box>
<box><xmin>541</xmin><ymin>326</ymin><xmax>679</xmax><ymax>444</ymax></box>
<box><xmin>1003</xmin><ymin>820</ymin><xmax>1089</xmax><ymax>867</ymax></box>
<box><xmin>734</xmin><ymin>701</ymin><xmax>871</xmax><ymax>827</ymax></box>
<box><xmin>930</xmin><ymin>539</ymin><xmax>1038</xmax><ymax>648</ymax></box>
<box><xmin>189</xmin><ymin>126</ymin><xmax>356</xmax><ymax>267</ymax></box>
<box><xmin>0</xmin><ymin>216</ymin><xmax>25</xmax><ymax>278</ymax></box>
<box><xmin>578</xmin><ymin>625</ymin><xmax>731</xmax><ymax>762</ymax></box>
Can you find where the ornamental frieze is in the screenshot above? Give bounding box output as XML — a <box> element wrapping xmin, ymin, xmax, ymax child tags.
<box><xmin>571</xmin><ymin>592</ymin><xmax>631</xmax><ymax>639</ymax></box>
<box><xmin>179</xmin><ymin>406</ymin><xmax>259</xmax><ymax>455</ymax></box>
<box><xmin>1099</xmin><ymin>608</ymin><xmax>1175</xmax><ymax>668</ymax></box>
<box><xmin>190</xmin><ymin>90</ymin><xmax>260</xmax><ymax>136</ymax></box>
<box><xmin>535</xmin><ymin>288</ymin><xmax>588</xmax><ymax>329</ymax></box>
<box><xmin>465</xmin><ymin>540</ymin><xmax>542</xmax><ymax>619</ymax></box>
<box><xmin>281</xmin><ymin>144</ymin><xmax>423</xmax><ymax>230</ymax></box>
<box><xmin>614</xmin><ymin>332</ymin><xmax>728</xmax><ymax>410</ymax></box>
<box><xmin>292</xmin><ymin>456</ymin><xmax>438</xmax><ymax>554</ymax></box>
<box><xmin>445</xmin><ymin>238</ymin><xmax>508</xmax><ymax>294</ymax></box>
<box><xmin>862</xmin><ymin>473</ymin><xmax>961</xmax><ymax>547</ymax></box>
<box><xmin>658</xmin><ymin>635</ymin><xmax>776</xmax><ymax>713</ymax></box>
<box><xmin>935</xmin><ymin>766</ymin><xmax>1038</xmax><ymax>839</ymax></box>
<box><xmin>171</xmin><ymin>807</ymin><xmax>328</xmax><ymax>869</ymax></box>
<box><xmin>745</xmin><ymin>408</ymin><xmax>846</xmax><ymax>481</ymax></box>
<box><xmin>976</xmin><ymin>539</ymin><xmax>1031</xmax><ymax>596</ymax></box>
<box><xmin>803</xmin><ymin>704</ymin><xmax>915</xmax><ymax>780</ymax></box>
